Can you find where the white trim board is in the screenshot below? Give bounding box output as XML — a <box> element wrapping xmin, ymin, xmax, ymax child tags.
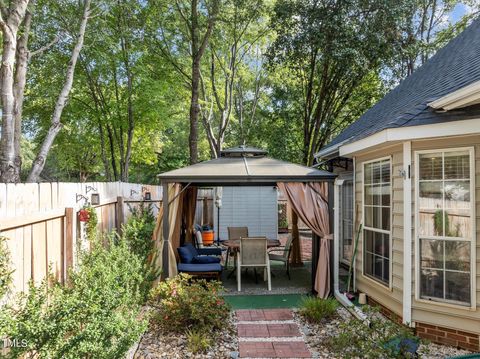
<box><xmin>339</xmin><ymin>118</ymin><xmax>480</xmax><ymax>157</ymax></box>
<box><xmin>428</xmin><ymin>80</ymin><xmax>480</xmax><ymax>110</ymax></box>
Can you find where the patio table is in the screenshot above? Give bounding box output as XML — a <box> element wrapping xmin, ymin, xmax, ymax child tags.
<box><xmin>222</xmin><ymin>238</ymin><xmax>281</xmax><ymax>278</ymax></box>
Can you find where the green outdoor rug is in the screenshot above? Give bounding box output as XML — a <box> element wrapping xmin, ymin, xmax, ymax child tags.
<box><xmin>223</xmin><ymin>293</ymin><xmax>306</xmax><ymax>309</ymax></box>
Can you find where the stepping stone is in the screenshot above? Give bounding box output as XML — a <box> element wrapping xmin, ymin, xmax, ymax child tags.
<box><xmin>267</xmin><ymin>323</ymin><xmax>301</xmax><ymax>337</ymax></box>
<box><xmin>235</xmin><ymin>309</ymin><xmax>312</xmax><ymax>358</ymax></box>
<box><xmin>273</xmin><ymin>342</ymin><xmax>311</xmax><ymax>358</ymax></box>
<box><xmin>237</xmin><ymin>324</ymin><xmax>269</xmax><ymax>338</ymax></box>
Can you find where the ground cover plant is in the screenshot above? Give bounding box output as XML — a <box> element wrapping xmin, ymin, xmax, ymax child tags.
<box><xmin>327</xmin><ymin>306</ymin><xmax>422</xmax><ymax>358</ymax></box>
<box><xmin>298</xmin><ymin>296</ymin><xmax>339</xmax><ymax>323</ymax></box>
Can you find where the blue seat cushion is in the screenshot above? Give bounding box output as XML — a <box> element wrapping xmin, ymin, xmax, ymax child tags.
<box><xmin>178</xmin><ymin>263</ymin><xmax>222</xmax><ymax>273</ymax></box>
<box><xmin>177</xmin><ymin>246</ymin><xmax>195</xmax><ymax>264</ymax></box>
<box><xmin>192</xmin><ymin>255</ymin><xmax>221</xmax><ymax>264</ymax></box>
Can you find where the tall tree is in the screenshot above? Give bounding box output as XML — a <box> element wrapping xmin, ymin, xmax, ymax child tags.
<box><xmin>269</xmin><ymin>0</ymin><xmax>408</xmax><ymax>166</ymax></box>
<box><xmin>200</xmin><ymin>0</ymin><xmax>269</xmax><ymax>158</ymax></box>
<box><xmin>27</xmin><ymin>0</ymin><xmax>92</xmax><ymax>182</ymax></box>
<box><xmin>0</xmin><ymin>0</ymin><xmax>31</xmax><ymax>183</ymax></box>
<box><xmin>148</xmin><ymin>0</ymin><xmax>219</xmax><ymax>164</ymax></box>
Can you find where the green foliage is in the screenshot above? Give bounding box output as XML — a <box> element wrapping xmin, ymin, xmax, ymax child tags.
<box><xmin>328</xmin><ymin>306</ymin><xmax>420</xmax><ymax>359</ymax></box>
<box><xmin>185</xmin><ymin>329</ymin><xmax>212</xmax><ymax>354</ymax></box>
<box><xmin>84</xmin><ymin>205</ymin><xmax>98</xmax><ymax>242</ymax></box>
<box><xmin>1</xmin><ymin>235</ymin><xmax>146</xmax><ymax>359</ymax></box>
<box><xmin>0</xmin><ymin>237</ymin><xmax>12</xmax><ymax>300</ymax></box>
<box><xmin>298</xmin><ymin>297</ymin><xmax>339</xmax><ymax>323</ymax></box>
<box><xmin>122</xmin><ymin>203</ymin><xmax>160</xmax><ymax>300</ymax></box>
<box><xmin>149</xmin><ymin>273</ymin><xmax>230</xmax><ymax>333</ymax></box>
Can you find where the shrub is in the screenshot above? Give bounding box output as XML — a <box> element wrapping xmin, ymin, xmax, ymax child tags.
<box><xmin>328</xmin><ymin>306</ymin><xmax>420</xmax><ymax>358</ymax></box>
<box><xmin>2</xmin><ymin>235</ymin><xmax>147</xmax><ymax>359</ymax></box>
<box><xmin>149</xmin><ymin>273</ymin><xmax>230</xmax><ymax>333</ymax></box>
<box><xmin>122</xmin><ymin>203</ymin><xmax>159</xmax><ymax>300</ymax></box>
<box><xmin>298</xmin><ymin>297</ymin><xmax>339</xmax><ymax>323</ymax></box>
<box><xmin>186</xmin><ymin>329</ymin><xmax>212</xmax><ymax>354</ymax></box>
<box><xmin>0</xmin><ymin>237</ymin><xmax>12</xmax><ymax>300</ymax></box>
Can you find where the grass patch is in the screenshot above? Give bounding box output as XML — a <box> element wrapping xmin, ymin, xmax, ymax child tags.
<box><xmin>298</xmin><ymin>296</ymin><xmax>339</xmax><ymax>322</ymax></box>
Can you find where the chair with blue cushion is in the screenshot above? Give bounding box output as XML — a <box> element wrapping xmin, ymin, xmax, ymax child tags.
<box><xmin>177</xmin><ymin>243</ymin><xmax>222</xmax><ymax>279</ymax></box>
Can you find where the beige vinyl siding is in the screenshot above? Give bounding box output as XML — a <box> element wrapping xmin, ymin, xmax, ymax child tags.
<box><xmin>354</xmin><ymin>144</ymin><xmax>404</xmax><ymax>317</ymax></box>
<box><xmin>411</xmin><ymin>135</ymin><xmax>480</xmax><ymax>334</ymax></box>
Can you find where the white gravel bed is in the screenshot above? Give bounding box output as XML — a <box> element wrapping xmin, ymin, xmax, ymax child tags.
<box><xmin>295</xmin><ymin>306</ymin><xmax>474</xmax><ymax>359</ymax></box>
<box><xmin>134</xmin><ymin>312</ymin><xmax>238</xmax><ymax>359</ymax></box>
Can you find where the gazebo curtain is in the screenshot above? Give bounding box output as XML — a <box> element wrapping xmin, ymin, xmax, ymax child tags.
<box><xmin>277</xmin><ymin>182</ymin><xmax>331</xmax><ymax>298</ymax></box>
<box><xmin>182</xmin><ymin>186</ymin><xmax>198</xmax><ymax>244</ymax></box>
<box><xmin>152</xmin><ymin>183</ymin><xmax>182</xmax><ymax>282</ymax></box>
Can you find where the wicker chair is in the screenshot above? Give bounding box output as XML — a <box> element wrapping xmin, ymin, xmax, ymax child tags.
<box><xmin>268</xmin><ymin>234</ymin><xmax>294</xmax><ymax>280</ymax></box>
<box><xmin>237</xmin><ymin>236</ymin><xmax>271</xmax><ymax>291</ymax></box>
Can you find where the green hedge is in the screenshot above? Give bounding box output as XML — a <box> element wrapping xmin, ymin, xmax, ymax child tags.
<box><xmin>0</xmin><ymin>236</ymin><xmax>147</xmax><ymax>359</ymax></box>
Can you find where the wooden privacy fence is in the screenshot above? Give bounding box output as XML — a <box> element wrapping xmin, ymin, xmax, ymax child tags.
<box><xmin>0</xmin><ymin>182</ymin><xmax>162</xmax><ymax>295</ymax></box>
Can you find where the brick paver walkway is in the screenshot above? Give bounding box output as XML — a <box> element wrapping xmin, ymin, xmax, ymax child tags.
<box><xmin>236</xmin><ymin>309</ymin><xmax>311</xmax><ymax>358</ymax></box>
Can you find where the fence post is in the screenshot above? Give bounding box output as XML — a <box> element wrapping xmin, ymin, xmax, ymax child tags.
<box><xmin>65</xmin><ymin>207</ymin><xmax>74</xmax><ymax>281</ymax></box>
<box><xmin>116</xmin><ymin>196</ymin><xmax>124</xmax><ymax>233</ymax></box>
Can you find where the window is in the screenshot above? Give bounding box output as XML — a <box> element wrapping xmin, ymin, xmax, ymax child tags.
<box><xmin>363</xmin><ymin>158</ymin><xmax>391</xmax><ymax>286</ymax></box>
<box><xmin>341</xmin><ymin>179</ymin><xmax>354</xmax><ymax>263</ymax></box>
<box><xmin>417</xmin><ymin>149</ymin><xmax>474</xmax><ymax>306</ymax></box>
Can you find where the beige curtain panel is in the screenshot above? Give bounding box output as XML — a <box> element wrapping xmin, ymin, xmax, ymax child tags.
<box><xmin>277</xmin><ymin>182</ymin><xmax>331</xmax><ymax>298</ymax></box>
<box><xmin>152</xmin><ymin>183</ymin><xmax>181</xmax><ymax>284</ymax></box>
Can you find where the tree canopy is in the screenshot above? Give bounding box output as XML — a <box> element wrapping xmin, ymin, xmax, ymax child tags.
<box><xmin>0</xmin><ymin>0</ymin><xmax>477</xmax><ymax>182</ymax></box>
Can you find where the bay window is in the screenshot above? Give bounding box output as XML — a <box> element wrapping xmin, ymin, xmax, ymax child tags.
<box><xmin>417</xmin><ymin>149</ymin><xmax>474</xmax><ymax>306</ymax></box>
<box><xmin>363</xmin><ymin>158</ymin><xmax>391</xmax><ymax>286</ymax></box>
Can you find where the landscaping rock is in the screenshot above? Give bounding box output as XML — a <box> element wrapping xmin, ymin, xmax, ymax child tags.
<box><xmin>134</xmin><ymin>313</ymin><xmax>238</xmax><ymax>359</ymax></box>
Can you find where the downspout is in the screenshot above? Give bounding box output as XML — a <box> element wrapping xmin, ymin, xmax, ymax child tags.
<box><xmin>334</xmin><ymin>178</ymin><xmax>367</xmax><ymax>320</ymax></box>
<box><xmin>402</xmin><ymin>141</ymin><xmax>412</xmax><ymax>325</ymax></box>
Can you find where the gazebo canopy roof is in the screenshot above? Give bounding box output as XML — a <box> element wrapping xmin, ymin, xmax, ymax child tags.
<box><xmin>157</xmin><ymin>146</ymin><xmax>335</xmax><ymax>185</ymax></box>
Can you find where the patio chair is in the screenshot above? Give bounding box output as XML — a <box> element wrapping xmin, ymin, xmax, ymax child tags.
<box><xmin>177</xmin><ymin>243</ymin><xmax>222</xmax><ymax>279</ymax></box>
<box><xmin>225</xmin><ymin>226</ymin><xmax>249</xmax><ymax>269</ymax></box>
<box><xmin>237</xmin><ymin>236</ymin><xmax>271</xmax><ymax>291</ymax></box>
<box><xmin>268</xmin><ymin>234</ymin><xmax>294</xmax><ymax>280</ymax></box>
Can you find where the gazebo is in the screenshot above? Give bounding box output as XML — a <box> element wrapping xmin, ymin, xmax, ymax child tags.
<box><xmin>154</xmin><ymin>146</ymin><xmax>336</xmax><ymax>297</ymax></box>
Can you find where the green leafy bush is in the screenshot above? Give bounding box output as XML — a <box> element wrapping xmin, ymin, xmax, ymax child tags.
<box><xmin>299</xmin><ymin>297</ymin><xmax>339</xmax><ymax>323</ymax></box>
<box><xmin>186</xmin><ymin>329</ymin><xmax>212</xmax><ymax>354</ymax></box>
<box><xmin>1</xmin><ymin>235</ymin><xmax>147</xmax><ymax>359</ymax></box>
<box><xmin>0</xmin><ymin>237</ymin><xmax>12</xmax><ymax>299</ymax></box>
<box><xmin>122</xmin><ymin>203</ymin><xmax>159</xmax><ymax>299</ymax></box>
<box><xmin>328</xmin><ymin>306</ymin><xmax>420</xmax><ymax>358</ymax></box>
<box><xmin>149</xmin><ymin>273</ymin><xmax>230</xmax><ymax>333</ymax></box>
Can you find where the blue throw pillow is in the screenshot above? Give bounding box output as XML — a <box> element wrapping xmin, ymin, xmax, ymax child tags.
<box><xmin>184</xmin><ymin>243</ymin><xmax>199</xmax><ymax>256</ymax></box>
<box><xmin>192</xmin><ymin>255</ymin><xmax>221</xmax><ymax>264</ymax></box>
<box><xmin>177</xmin><ymin>246</ymin><xmax>195</xmax><ymax>264</ymax></box>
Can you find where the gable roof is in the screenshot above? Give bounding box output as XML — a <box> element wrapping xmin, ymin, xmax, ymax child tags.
<box><xmin>317</xmin><ymin>17</ymin><xmax>480</xmax><ymax>158</ymax></box>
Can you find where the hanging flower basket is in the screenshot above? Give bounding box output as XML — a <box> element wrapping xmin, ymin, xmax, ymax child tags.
<box><xmin>79</xmin><ymin>209</ymin><xmax>90</xmax><ymax>222</ymax></box>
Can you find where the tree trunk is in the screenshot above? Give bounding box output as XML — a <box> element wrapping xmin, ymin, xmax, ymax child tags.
<box><xmin>189</xmin><ymin>56</ymin><xmax>200</xmax><ymax>164</ymax></box>
<box><xmin>27</xmin><ymin>0</ymin><xmax>91</xmax><ymax>182</ymax></box>
<box><xmin>13</xmin><ymin>9</ymin><xmax>32</xmax><ymax>181</ymax></box>
<box><xmin>0</xmin><ymin>0</ymin><xmax>30</xmax><ymax>183</ymax></box>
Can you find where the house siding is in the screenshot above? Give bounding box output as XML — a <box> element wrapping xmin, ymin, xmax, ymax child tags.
<box><xmin>352</xmin><ymin>135</ymin><xmax>480</xmax><ymax>335</ymax></box>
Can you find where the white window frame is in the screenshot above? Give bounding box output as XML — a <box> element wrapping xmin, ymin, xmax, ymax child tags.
<box><xmin>414</xmin><ymin>147</ymin><xmax>476</xmax><ymax>309</ymax></box>
<box><xmin>361</xmin><ymin>156</ymin><xmax>393</xmax><ymax>289</ymax></box>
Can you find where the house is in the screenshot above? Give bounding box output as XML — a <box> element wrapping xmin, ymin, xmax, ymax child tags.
<box><xmin>316</xmin><ymin>18</ymin><xmax>480</xmax><ymax>351</ymax></box>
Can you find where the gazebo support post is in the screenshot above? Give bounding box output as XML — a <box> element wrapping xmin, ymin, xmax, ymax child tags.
<box><xmin>328</xmin><ymin>181</ymin><xmax>335</xmax><ymax>297</ymax></box>
<box><xmin>162</xmin><ymin>182</ymin><xmax>170</xmax><ymax>278</ymax></box>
